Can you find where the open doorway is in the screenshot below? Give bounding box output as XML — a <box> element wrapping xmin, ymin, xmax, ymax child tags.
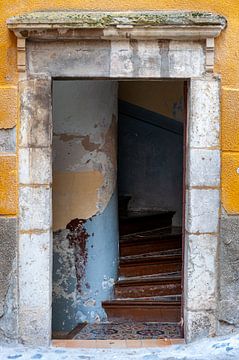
<box><xmin>52</xmin><ymin>80</ymin><xmax>185</xmax><ymax>342</ymax></box>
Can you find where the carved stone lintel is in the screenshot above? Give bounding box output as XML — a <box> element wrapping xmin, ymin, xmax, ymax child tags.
<box><xmin>7</xmin><ymin>11</ymin><xmax>226</xmax><ymax>75</ymax></box>
<box><xmin>206</xmin><ymin>38</ymin><xmax>215</xmax><ymax>73</ymax></box>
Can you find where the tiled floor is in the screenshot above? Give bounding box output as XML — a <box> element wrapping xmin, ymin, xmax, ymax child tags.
<box><xmin>72</xmin><ymin>322</ymin><xmax>181</xmax><ymax>340</ymax></box>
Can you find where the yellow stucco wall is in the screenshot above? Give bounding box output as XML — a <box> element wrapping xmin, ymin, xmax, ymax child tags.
<box><xmin>0</xmin><ymin>0</ymin><xmax>239</xmax><ymax>215</ymax></box>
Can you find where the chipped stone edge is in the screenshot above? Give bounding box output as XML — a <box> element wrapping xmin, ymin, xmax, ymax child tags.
<box><xmin>6</xmin><ymin>11</ymin><xmax>227</xmax><ymax>28</ymax></box>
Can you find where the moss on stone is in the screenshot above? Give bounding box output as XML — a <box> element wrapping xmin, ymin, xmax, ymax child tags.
<box><xmin>7</xmin><ymin>11</ymin><xmax>227</xmax><ymax>29</ymax></box>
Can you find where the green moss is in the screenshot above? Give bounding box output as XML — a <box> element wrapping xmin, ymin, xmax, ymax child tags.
<box><xmin>7</xmin><ymin>11</ymin><xmax>227</xmax><ymax>29</ymax></box>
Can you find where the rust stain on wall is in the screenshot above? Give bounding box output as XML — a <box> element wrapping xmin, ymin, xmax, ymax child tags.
<box><xmin>66</xmin><ymin>218</ymin><xmax>90</xmax><ymax>292</ymax></box>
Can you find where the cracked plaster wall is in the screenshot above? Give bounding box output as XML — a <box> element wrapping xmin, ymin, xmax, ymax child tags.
<box><xmin>52</xmin><ymin>80</ymin><xmax>119</xmax><ymax>331</ymax></box>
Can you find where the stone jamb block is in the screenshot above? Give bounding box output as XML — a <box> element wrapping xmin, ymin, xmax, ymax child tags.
<box><xmin>19</xmin><ymin>147</ymin><xmax>52</xmax><ymax>185</ymax></box>
<box><xmin>186</xmin><ymin>189</ymin><xmax>220</xmax><ymax>234</ymax></box>
<box><xmin>19</xmin><ymin>79</ymin><xmax>52</xmax><ymax>148</ymax></box>
<box><xmin>19</xmin><ymin>307</ymin><xmax>51</xmax><ymax>346</ymax></box>
<box><xmin>187</xmin><ymin>148</ymin><xmax>220</xmax><ymax>187</ymax></box>
<box><xmin>184</xmin><ymin>310</ymin><xmax>217</xmax><ymax>342</ymax></box>
<box><xmin>189</xmin><ymin>78</ymin><xmax>220</xmax><ymax>148</ymax></box>
<box><xmin>185</xmin><ymin>233</ymin><xmax>217</xmax><ymax>311</ymax></box>
<box><xmin>19</xmin><ymin>186</ymin><xmax>52</xmax><ymax>231</ymax></box>
<box><xmin>19</xmin><ymin>231</ymin><xmax>52</xmax><ymax>309</ymax></box>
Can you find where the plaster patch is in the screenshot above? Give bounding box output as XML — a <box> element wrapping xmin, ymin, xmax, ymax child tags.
<box><xmin>52</xmin><ymin>171</ymin><xmax>103</xmax><ymax>231</ymax></box>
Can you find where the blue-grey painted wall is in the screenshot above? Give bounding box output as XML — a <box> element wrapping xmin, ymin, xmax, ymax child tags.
<box><xmin>52</xmin><ymin>192</ymin><xmax>119</xmax><ymax>332</ymax></box>
<box><xmin>118</xmin><ymin>101</ymin><xmax>184</xmax><ymax>226</ymax></box>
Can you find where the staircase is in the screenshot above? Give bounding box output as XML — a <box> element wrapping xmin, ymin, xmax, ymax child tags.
<box><xmin>102</xmin><ymin>208</ymin><xmax>182</xmax><ymax>323</ymax></box>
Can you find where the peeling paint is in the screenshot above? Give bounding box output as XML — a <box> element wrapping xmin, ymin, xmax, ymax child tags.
<box><xmin>82</xmin><ymin>135</ymin><xmax>101</xmax><ymax>152</ymax></box>
<box><xmin>102</xmin><ymin>276</ymin><xmax>115</xmax><ymax>290</ymax></box>
<box><xmin>52</xmin><ymin>192</ymin><xmax>119</xmax><ymax>331</ymax></box>
<box><xmin>52</xmin><ymin>80</ymin><xmax>118</xmax><ymax>225</ymax></box>
<box><xmin>52</xmin><ymin>81</ymin><xmax>119</xmax><ymax>331</ymax></box>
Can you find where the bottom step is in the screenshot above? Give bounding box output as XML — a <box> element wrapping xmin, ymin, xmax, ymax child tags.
<box><xmin>102</xmin><ymin>298</ymin><xmax>181</xmax><ymax>322</ymax></box>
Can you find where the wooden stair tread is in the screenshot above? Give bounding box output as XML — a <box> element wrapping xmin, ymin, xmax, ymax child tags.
<box><xmin>121</xmin><ymin>248</ymin><xmax>182</xmax><ymax>260</ymax></box>
<box><xmin>117</xmin><ymin>272</ymin><xmax>181</xmax><ymax>285</ymax></box>
<box><xmin>119</xmin><ymin>212</ymin><xmax>175</xmax><ymax>235</ymax></box>
<box><xmin>102</xmin><ymin>297</ymin><xmax>181</xmax><ymax>322</ymax></box>
<box><xmin>120</xmin><ymin>252</ymin><xmax>182</xmax><ymax>265</ymax></box>
<box><xmin>103</xmin><ymin>295</ymin><xmax>181</xmax><ymax>305</ymax></box>
<box><xmin>103</xmin><ymin>219</ymin><xmax>183</xmax><ymax>322</ymax></box>
<box><xmin>120</xmin><ymin>227</ymin><xmax>182</xmax><ymax>244</ymax></box>
<box><xmin>103</xmin><ymin>301</ymin><xmax>181</xmax><ymax>307</ymax></box>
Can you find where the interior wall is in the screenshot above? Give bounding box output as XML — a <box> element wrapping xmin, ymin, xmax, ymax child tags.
<box><xmin>118</xmin><ymin>81</ymin><xmax>184</xmax><ymax>225</ymax></box>
<box><xmin>52</xmin><ymin>80</ymin><xmax>119</xmax><ymax>331</ymax></box>
<box><xmin>119</xmin><ymin>81</ymin><xmax>185</xmax><ymax>122</ymax></box>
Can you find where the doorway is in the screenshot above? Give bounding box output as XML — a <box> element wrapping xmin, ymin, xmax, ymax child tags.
<box><xmin>51</xmin><ymin>79</ymin><xmax>185</xmax><ymax>342</ymax></box>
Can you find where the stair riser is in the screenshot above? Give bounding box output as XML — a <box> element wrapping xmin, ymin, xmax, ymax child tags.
<box><xmin>115</xmin><ymin>282</ymin><xmax>181</xmax><ymax>298</ymax></box>
<box><xmin>119</xmin><ymin>213</ymin><xmax>174</xmax><ymax>236</ymax></box>
<box><xmin>120</xmin><ymin>238</ymin><xmax>182</xmax><ymax>256</ymax></box>
<box><xmin>119</xmin><ymin>261</ymin><xmax>182</xmax><ymax>277</ymax></box>
<box><xmin>104</xmin><ymin>306</ymin><xmax>181</xmax><ymax>322</ymax></box>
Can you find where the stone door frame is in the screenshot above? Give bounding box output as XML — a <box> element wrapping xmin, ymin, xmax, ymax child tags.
<box><xmin>7</xmin><ymin>11</ymin><xmax>226</xmax><ymax>346</ymax></box>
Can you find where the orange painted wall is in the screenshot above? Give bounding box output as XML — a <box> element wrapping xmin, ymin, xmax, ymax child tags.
<box><xmin>0</xmin><ymin>0</ymin><xmax>239</xmax><ymax>215</ymax></box>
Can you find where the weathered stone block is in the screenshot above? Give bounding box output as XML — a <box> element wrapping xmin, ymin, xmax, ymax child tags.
<box><xmin>189</xmin><ymin>78</ymin><xmax>220</xmax><ymax>148</ymax></box>
<box><xmin>219</xmin><ymin>214</ymin><xmax>239</xmax><ymax>326</ymax></box>
<box><xmin>221</xmin><ymin>152</ymin><xmax>239</xmax><ymax>214</ymax></box>
<box><xmin>185</xmin><ymin>234</ymin><xmax>217</xmax><ymax>311</ymax></box>
<box><xmin>19</xmin><ymin>79</ymin><xmax>52</xmax><ymax>147</ymax></box>
<box><xmin>0</xmin><ymin>128</ymin><xmax>16</xmax><ymax>152</ymax></box>
<box><xmin>0</xmin><ymin>217</ymin><xmax>17</xmax><ymax>316</ymax></box>
<box><xmin>110</xmin><ymin>40</ymin><xmax>134</xmax><ymax>77</ymax></box>
<box><xmin>28</xmin><ymin>41</ymin><xmax>111</xmax><ymax>78</ymax></box>
<box><xmin>0</xmin><ymin>86</ymin><xmax>17</xmax><ymax>129</ymax></box>
<box><xmin>0</xmin><ymin>155</ymin><xmax>17</xmax><ymax>215</ymax></box>
<box><xmin>185</xmin><ymin>310</ymin><xmax>217</xmax><ymax>342</ymax></box>
<box><xmin>19</xmin><ymin>307</ymin><xmax>51</xmax><ymax>346</ymax></box>
<box><xmin>19</xmin><ymin>186</ymin><xmax>52</xmax><ymax>231</ymax></box>
<box><xmin>186</xmin><ymin>189</ymin><xmax>219</xmax><ymax>233</ymax></box>
<box><xmin>0</xmin><ymin>217</ymin><xmax>18</xmax><ymax>342</ymax></box>
<box><xmin>19</xmin><ymin>232</ymin><xmax>52</xmax><ymax>308</ymax></box>
<box><xmin>168</xmin><ymin>41</ymin><xmax>204</xmax><ymax>78</ymax></box>
<box><xmin>19</xmin><ymin>147</ymin><xmax>52</xmax><ymax>185</ymax></box>
<box><xmin>137</xmin><ymin>41</ymin><xmax>161</xmax><ymax>77</ymax></box>
<box><xmin>187</xmin><ymin>149</ymin><xmax>220</xmax><ymax>187</ymax></box>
